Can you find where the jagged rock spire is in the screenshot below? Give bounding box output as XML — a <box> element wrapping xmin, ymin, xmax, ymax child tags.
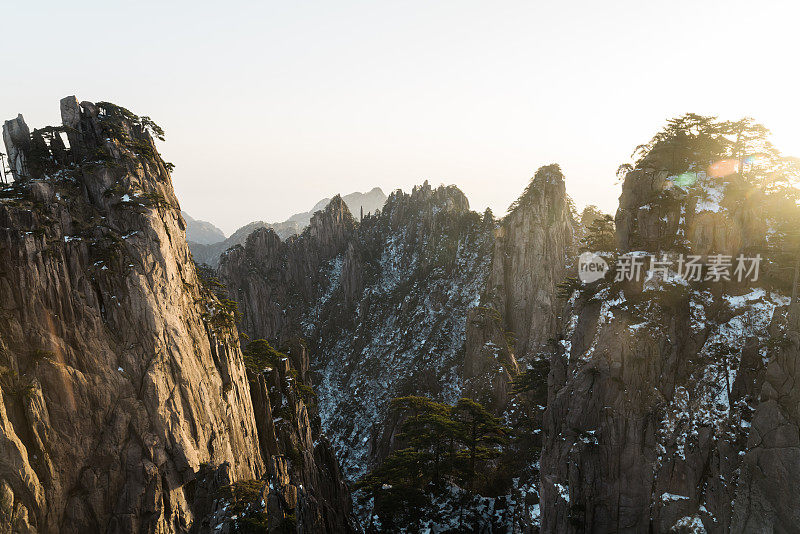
<box><xmin>2</xmin><ymin>114</ymin><xmax>30</xmax><ymax>180</ymax></box>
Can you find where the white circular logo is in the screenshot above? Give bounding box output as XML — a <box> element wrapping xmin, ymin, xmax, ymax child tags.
<box><xmin>578</xmin><ymin>252</ymin><xmax>609</xmax><ymax>283</ymax></box>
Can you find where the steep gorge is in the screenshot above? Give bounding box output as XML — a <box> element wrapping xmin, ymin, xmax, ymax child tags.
<box><xmin>220</xmin><ymin>170</ymin><xmax>577</xmax><ymax>530</ymax></box>
<box><xmin>220</xmin><ymin>118</ymin><xmax>800</xmax><ymax>533</ymax></box>
<box><xmin>220</xmin><ymin>182</ymin><xmax>497</xmax><ymax>477</ymax></box>
<box><xmin>3</xmin><ymin>97</ymin><xmax>798</xmax><ymax>534</ymax></box>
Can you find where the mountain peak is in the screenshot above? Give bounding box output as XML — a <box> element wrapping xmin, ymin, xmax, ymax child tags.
<box><xmin>506</xmin><ymin>164</ymin><xmax>568</xmax><ymax>217</ymax></box>
<box><xmin>186</xmin><ymin>188</ymin><xmax>387</xmax><ymax>266</ymax></box>
<box><xmin>181</xmin><ymin>211</ymin><xmax>226</xmax><ymax>244</ymax></box>
<box><xmin>325</xmin><ymin>193</ymin><xmax>347</xmax><ymax>212</ymax></box>
<box><xmin>307</xmin><ymin>194</ymin><xmax>356</xmax><ymax>243</ymax></box>
<box><xmin>0</xmin><ymin>96</ymin><xmax>268</xmax><ymax>532</ymax></box>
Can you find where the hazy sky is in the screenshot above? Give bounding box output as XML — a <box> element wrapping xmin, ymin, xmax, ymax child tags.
<box><xmin>3</xmin><ymin>1</ymin><xmax>799</xmax><ymax>234</ymax></box>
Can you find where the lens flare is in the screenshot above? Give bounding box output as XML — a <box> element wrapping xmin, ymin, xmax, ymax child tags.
<box><xmin>667</xmin><ymin>172</ymin><xmax>699</xmax><ymax>188</ymax></box>
<box><xmin>743</xmin><ymin>153</ymin><xmax>769</xmax><ymax>169</ymax></box>
<box><xmin>708</xmin><ymin>159</ymin><xmax>740</xmax><ymax>178</ymax></box>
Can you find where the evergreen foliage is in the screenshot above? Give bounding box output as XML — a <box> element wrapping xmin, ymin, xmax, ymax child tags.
<box><xmin>619</xmin><ymin>114</ymin><xmax>800</xmax><ymax>296</ymax></box>
<box><xmin>96</xmin><ymin>101</ymin><xmax>167</xmax><ymax>163</ymax></box>
<box><xmin>242</xmin><ymin>339</ymin><xmax>284</xmax><ymax>374</ymax></box>
<box><xmin>580</xmin><ymin>214</ymin><xmax>616</xmax><ymax>253</ymax></box>
<box><xmin>625</xmin><ymin>113</ymin><xmax>800</xmax><ymax>187</ymax></box>
<box><xmin>510</xmin><ymin>358</ymin><xmax>550</xmax><ymax>406</ymax></box>
<box><xmin>96</xmin><ymin>102</ymin><xmax>166</xmax><ymax>142</ymax></box>
<box><xmin>356</xmin><ymin>396</ymin><xmax>508</xmax><ymax>528</ymax></box>
<box><xmin>218</xmin><ymin>479</ymin><xmax>269</xmax><ymax>532</ymax></box>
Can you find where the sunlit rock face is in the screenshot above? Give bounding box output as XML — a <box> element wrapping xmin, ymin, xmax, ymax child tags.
<box><xmin>0</xmin><ymin>98</ymin><xmax>264</xmax><ymax>533</ymax></box>
<box><xmin>463</xmin><ymin>165</ymin><xmax>575</xmax><ymax>412</ymax></box>
<box><xmin>540</xmin><ymin>147</ymin><xmax>791</xmax><ymax>533</ymax></box>
<box><xmin>615</xmin><ymin>154</ymin><xmax>768</xmax><ymax>257</ymax></box>
<box><xmin>0</xmin><ymin>97</ymin><xmax>356</xmax><ymax>534</ymax></box>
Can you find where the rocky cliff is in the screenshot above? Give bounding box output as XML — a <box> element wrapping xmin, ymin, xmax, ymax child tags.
<box><xmin>216</xmin><ymin>123</ymin><xmax>800</xmax><ymax>532</ymax></box>
<box><xmin>540</xmin><ymin>129</ymin><xmax>797</xmax><ymax>532</ymax></box>
<box><xmin>188</xmin><ymin>188</ymin><xmax>387</xmax><ymax>268</ymax></box>
<box><xmin>0</xmin><ymin>97</ymin><xmax>354</xmax><ymax>534</ymax></box>
<box><xmin>201</xmin><ymin>337</ymin><xmax>355</xmax><ymax>532</ymax></box>
<box><xmin>463</xmin><ymin>165</ymin><xmax>575</xmax><ymax>411</ymax></box>
<box><xmin>0</xmin><ymin>97</ymin><xmax>263</xmax><ymax>533</ymax></box>
<box><xmin>19</xmin><ymin>100</ymin><xmax>794</xmax><ymax>533</ymax></box>
<box><xmin>217</xmin><ymin>196</ymin><xmax>357</xmax><ymax>344</ymax></box>
<box><xmin>483</xmin><ymin>164</ymin><xmax>575</xmax><ymax>362</ymax></box>
<box><xmin>202</xmin><ymin>119</ymin><xmax>800</xmax><ymax>532</ymax></box>
<box><xmin>219</xmin><ymin>173</ymin><xmax>578</xmax><ymax>530</ymax></box>
<box><xmin>731</xmin><ymin>310</ymin><xmax>800</xmax><ymax>532</ymax></box>
<box><xmin>220</xmin><ymin>182</ymin><xmax>494</xmax><ymax>481</ymax></box>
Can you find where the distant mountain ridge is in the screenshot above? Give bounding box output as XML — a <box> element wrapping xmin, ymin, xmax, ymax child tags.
<box><xmin>289</xmin><ymin>187</ymin><xmax>387</xmax><ymax>227</ymax></box>
<box><xmin>186</xmin><ymin>187</ymin><xmax>387</xmax><ymax>266</ymax></box>
<box><xmin>181</xmin><ymin>210</ymin><xmax>226</xmax><ymax>244</ymax></box>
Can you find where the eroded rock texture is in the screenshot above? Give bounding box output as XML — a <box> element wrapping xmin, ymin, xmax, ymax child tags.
<box><xmin>220</xmin><ymin>171</ymin><xmax>577</xmax><ymax>531</ymax></box>
<box><xmin>732</xmin><ymin>313</ymin><xmax>800</xmax><ymax>532</ymax></box>
<box><xmin>464</xmin><ymin>164</ymin><xmax>575</xmax><ymax>410</ymax></box>
<box><xmin>0</xmin><ymin>97</ymin><xmax>355</xmax><ymax>534</ymax></box>
<box><xmin>220</xmin><ymin>181</ymin><xmax>495</xmax><ymax>479</ymax></box>
<box><xmin>541</xmin><ymin>153</ymin><xmax>792</xmax><ymax>533</ymax></box>
<box><xmin>206</xmin><ymin>340</ymin><xmax>355</xmax><ymax>532</ymax></box>
<box><xmin>218</xmin><ymin>196</ymin><xmax>357</xmax><ymax>344</ymax></box>
<box><xmin>483</xmin><ymin>164</ymin><xmax>575</xmax><ymax>362</ymax></box>
<box><xmin>0</xmin><ymin>97</ymin><xmax>263</xmax><ymax>533</ymax></box>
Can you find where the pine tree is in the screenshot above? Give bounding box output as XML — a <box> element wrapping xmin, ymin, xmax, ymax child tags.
<box><xmin>451</xmin><ymin>398</ymin><xmax>508</xmax><ymax>489</ymax></box>
<box><xmin>356</xmin><ymin>396</ymin><xmax>509</xmax><ymax>526</ymax></box>
<box><xmin>390</xmin><ymin>396</ymin><xmax>456</xmax><ymax>485</ymax></box>
<box><xmin>581</xmin><ymin>214</ymin><xmax>616</xmax><ymax>253</ymax></box>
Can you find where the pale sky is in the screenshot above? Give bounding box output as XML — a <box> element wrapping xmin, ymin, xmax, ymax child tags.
<box><xmin>3</xmin><ymin>1</ymin><xmax>799</xmax><ymax>235</ymax></box>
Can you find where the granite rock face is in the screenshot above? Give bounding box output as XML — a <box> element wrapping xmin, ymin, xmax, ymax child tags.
<box><xmin>17</xmin><ymin>96</ymin><xmax>793</xmax><ymax>534</ymax></box>
<box><xmin>220</xmin><ymin>174</ymin><xmax>577</xmax><ymax>530</ymax></box>
<box><xmin>483</xmin><ymin>164</ymin><xmax>575</xmax><ymax>363</ymax></box>
<box><xmin>220</xmin><ymin>181</ymin><xmax>495</xmax><ymax>481</ymax></box>
<box><xmin>218</xmin><ymin>195</ymin><xmax>357</xmax><ymax>344</ymax></box>
<box><xmin>731</xmin><ymin>314</ymin><xmax>800</xmax><ymax>532</ymax></box>
<box><xmin>206</xmin><ymin>340</ymin><xmax>356</xmax><ymax>532</ymax></box>
<box><xmin>464</xmin><ymin>165</ymin><xmax>575</xmax><ymax>410</ymax></box>
<box><xmin>540</xmin><ymin>155</ymin><xmax>791</xmax><ymax>533</ymax></box>
<box><xmin>0</xmin><ymin>97</ymin><xmax>355</xmax><ymax>534</ymax></box>
<box><xmin>2</xmin><ymin>115</ymin><xmax>30</xmax><ymax>181</ymax></box>
<box><xmin>0</xmin><ymin>97</ymin><xmax>264</xmax><ymax>533</ymax></box>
